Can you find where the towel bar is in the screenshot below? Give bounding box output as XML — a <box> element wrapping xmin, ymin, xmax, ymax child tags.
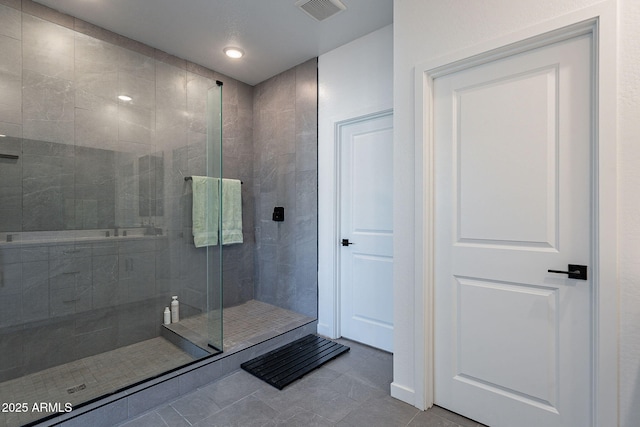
<box><xmin>185</xmin><ymin>176</ymin><xmax>243</xmax><ymax>184</ymax></box>
<box><xmin>0</xmin><ymin>154</ymin><xmax>19</xmax><ymax>160</ymax></box>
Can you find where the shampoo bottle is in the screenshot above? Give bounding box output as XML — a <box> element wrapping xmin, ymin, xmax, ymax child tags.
<box><xmin>171</xmin><ymin>296</ymin><xmax>179</xmax><ymax>323</ymax></box>
<box><xmin>163</xmin><ymin>307</ymin><xmax>171</xmax><ymax>325</ymax></box>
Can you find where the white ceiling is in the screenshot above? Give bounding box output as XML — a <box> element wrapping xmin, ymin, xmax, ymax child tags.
<box><xmin>34</xmin><ymin>0</ymin><xmax>393</xmax><ymax>86</ymax></box>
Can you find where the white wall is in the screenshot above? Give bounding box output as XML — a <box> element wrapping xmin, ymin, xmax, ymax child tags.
<box><xmin>393</xmin><ymin>0</ymin><xmax>640</xmax><ymax>425</ymax></box>
<box><xmin>317</xmin><ymin>25</ymin><xmax>393</xmax><ymax>338</ymax></box>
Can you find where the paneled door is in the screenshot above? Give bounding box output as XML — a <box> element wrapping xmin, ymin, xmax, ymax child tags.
<box><xmin>339</xmin><ymin>111</ymin><xmax>394</xmax><ymax>352</ymax></box>
<box><xmin>434</xmin><ymin>34</ymin><xmax>593</xmax><ymax>427</ymax></box>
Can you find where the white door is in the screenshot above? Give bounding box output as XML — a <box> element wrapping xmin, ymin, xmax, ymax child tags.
<box><xmin>339</xmin><ymin>112</ymin><xmax>394</xmax><ymax>352</ymax></box>
<box><xmin>434</xmin><ymin>34</ymin><xmax>592</xmax><ymax>427</ymax></box>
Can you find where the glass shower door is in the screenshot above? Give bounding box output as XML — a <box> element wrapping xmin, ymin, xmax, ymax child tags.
<box><xmin>206</xmin><ymin>81</ymin><xmax>223</xmax><ymax>352</ymax></box>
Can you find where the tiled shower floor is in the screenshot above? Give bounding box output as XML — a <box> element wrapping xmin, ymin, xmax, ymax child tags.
<box><xmin>165</xmin><ymin>300</ymin><xmax>314</xmax><ymax>353</ymax></box>
<box><xmin>0</xmin><ymin>337</ymin><xmax>193</xmax><ymax>427</ymax></box>
<box><xmin>0</xmin><ymin>300</ymin><xmax>313</xmax><ymax>427</ymax></box>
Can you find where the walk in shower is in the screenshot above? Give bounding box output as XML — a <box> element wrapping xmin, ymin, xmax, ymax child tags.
<box><xmin>0</xmin><ymin>72</ymin><xmax>224</xmax><ymax>427</ymax></box>
<box><xmin>0</xmin><ymin>3</ymin><xmax>317</xmax><ymax>426</ymax></box>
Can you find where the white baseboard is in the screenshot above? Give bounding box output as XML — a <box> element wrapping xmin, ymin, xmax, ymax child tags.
<box><xmin>316</xmin><ymin>322</ymin><xmax>338</xmax><ymax>339</ymax></box>
<box><xmin>390</xmin><ymin>382</ymin><xmax>416</xmax><ymax>407</ymax></box>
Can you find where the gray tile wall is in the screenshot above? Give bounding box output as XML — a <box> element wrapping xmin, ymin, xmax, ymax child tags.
<box><xmin>253</xmin><ymin>59</ymin><xmax>318</xmax><ymax>318</ymax></box>
<box><xmin>0</xmin><ymin>239</ymin><xmax>208</xmax><ymax>382</ymax></box>
<box><xmin>0</xmin><ymin>0</ymin><xmax>257</xmax><ymax>379</ymax></box>
<box><xmin>0</xmin><ymin>0</ymin><xmax>318</xmax><ymax>390</ymax></box>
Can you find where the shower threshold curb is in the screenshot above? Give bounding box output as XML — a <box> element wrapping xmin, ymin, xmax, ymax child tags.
<box><xmin>36</xmin><ymin>319</ymin><xmax>318</xmax><ymax>427</ymax></box>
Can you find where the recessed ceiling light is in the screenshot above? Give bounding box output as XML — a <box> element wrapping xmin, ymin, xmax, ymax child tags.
<box><xmin>118</xmin><ymin>95</ymin><xmax>133</xmax><ymax>102</ymax></box>
<box><xmin>223</xmin><ymin>47</ymin><xmax>244</xmax><ymax>59</ymax></box>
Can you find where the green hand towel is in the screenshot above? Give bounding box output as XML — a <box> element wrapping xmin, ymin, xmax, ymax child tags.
<box><xmin>221</xmin><ymin>178</ymin><xmax>243</xmax><ymax>245</ymax></box>
<box><xmin>192</xmin><ymin>176</ymin><xmax>219</xmax><ymax>248</ymax></box>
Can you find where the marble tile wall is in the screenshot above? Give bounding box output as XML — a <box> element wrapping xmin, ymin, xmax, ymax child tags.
<box><xmin>0</xmin><ymin>0</ymin><xmax>256</xmax><ymax>373</ymax></box>
<box><xmin>0</xmin><ymin>1</ymin><xmax>318</xmax><ymax>388</ymax></box>
<box><xmin>0</xmin><ymin>137</ymin><xmax>117</xmax><ymax>232</ymax></box>
<box><xmin>253</xmin><ymin>59</ymin><xmax>318</xmax><ymax>318</ymax></box>
<box><xmin>0</xmin><ymin>293</ymin><xmax>178</xmax><ymax>383</ymax></box>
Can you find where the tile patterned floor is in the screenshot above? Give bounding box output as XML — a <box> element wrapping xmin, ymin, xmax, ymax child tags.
<box><xmin>221</xmin><ymin>300</ymin><xmax>314</xmax><ymax>350</ymax></box>
<box><xmin>165</xmin><ymin>300</ymin><xmax>314</xmax><ymax>353</ymax></box>
<box><xmin>0</xmin><ymin>301</ymin><xmax>314</xmax><ymax>427</ymax></box>
<box><xmin>118</xmin><ymin>339</ymin><xmax>488</xmax><ymax>427</ymax></box>
<box><xmin>0</xmin><ymin>337</ymin><xmax>194</xmax><ymax>427</ymax></box>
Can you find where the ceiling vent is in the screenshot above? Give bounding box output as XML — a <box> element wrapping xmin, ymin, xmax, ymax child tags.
<box><xmin>296</xmin><ymin>0</ymin><xmax>347</xmax><ymax>22</ymax></box>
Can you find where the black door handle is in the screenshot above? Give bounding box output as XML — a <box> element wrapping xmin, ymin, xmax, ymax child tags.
<box><xmin>548</xmin><ymin>264</ymin><xmax>587</xmax><ymax>280</ymax></box>
<box><xmin>341</xmin><ymin>239</ymin><xmax>354</xmax><ymax>247</ymax></box>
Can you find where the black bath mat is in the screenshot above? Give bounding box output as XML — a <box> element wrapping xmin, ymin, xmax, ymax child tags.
<box><xmin>241</xmin><ymin>334</ymin><xmax>350</xmax><ymax>390</ymax></box>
